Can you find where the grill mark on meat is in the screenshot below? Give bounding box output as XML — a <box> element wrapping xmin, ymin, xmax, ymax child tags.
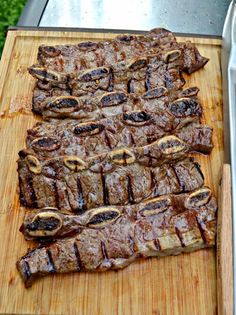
<box><xmin>46</xmin><ymin>249</ymin><xmax>56</xmax><ymax>272</ymax></box>
<box><xmin>76</xmin><ymin>177</ymin><xmax>87</xmax><ymax>212</ymax></box>
<box><xmin>170</xmin><ymin>165</ymin><xmax>185</xmax><ymax>192</ymax></box>
<box><xmin>101</xmin><ymin>172</ymin><xmax>110</xmax><ymax>205</ymax></box>
<box><xmin>104</xmin><ymin>131</ymin><xmax>112</xmax><ymax>149</ymax></box>
<box><xmin>101</xmin><ymin>241</ymin><xmax>109</xmax><ymax>260</ymax></box>
<box><xmin>193</xmin><ymin>161</ymin><xmax>205</xmax><ymax>180</ymax></box>
<box><xmin>73</xmin><ymin>242</ymin><xmax>82</xmax><ymax>270</ymax></box>
<box><xmin>154</xmin><ymin>239</ymin><xmax>161</xmax><ymax>251</ymax></box>
<box><xmin>53</xmin><ymin>180</ymin><xmax>60</xmax><ymax>209</ymax></box>
<box><xmin>27</xmin><ymin>174</ymin><xmax>38</xmax><ymax>208</ymax></box>
<box><xmin>145</xmin><ymin>67</ymin><xmax>151</xmax><ymax>91</ymax></box>
<box><xmin>175</xmin><ymin>227</ymin><xmax>185</xmax><ymax>247</ymax></box>
<box><xmin>126</xmin><ymin>175</ymin><xmax>135</xmax><ymax>204</ymax></box>
<box><xmin>108</xmin><ymin>69</ymin><xmax>114</xmax><ymax>92</ymax></box>
<box><xmin>196</xmin><ymin>217</ymin><xmax>207</xmax><ymax>244</ymax></box>
<box><xmin>129</xmin><ymin>235</ymin><xmax>135</xmax><ymax>253</ymax></box>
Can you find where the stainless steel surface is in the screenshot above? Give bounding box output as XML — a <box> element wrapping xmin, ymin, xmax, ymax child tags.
<box><xmin>39</xmin><ymin>0</ymin><xmax>230</xmax><ymax>36</ymax></box>
<box><xmin>222</xmin><ymin>1</ymin><xmax>236</xmax><ymax>313</ymax></box>
<box><xmin>17</xmin><ymin>0</ymin><xmax>48</xmax><ymax>27</ymax></box>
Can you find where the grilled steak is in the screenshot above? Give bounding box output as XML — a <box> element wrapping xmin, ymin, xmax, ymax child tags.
<box><xmin>17</xmin><ymin>187</ymin><xmax>216</xmax><ymax>287</ymax></box>
<box><xmin>24</xmin><ymin>121</ymin><xmax>212</xmax><ymax>161</ymax></box>
<box><xmin>36</xmin><ymin>28</ymin><xmax>208</xmax><ymax>75</ymax></box>
<box><xmin>18</xmin><ymin>135</ymin><xmax>205</xmax><ymax>211</ymax></box>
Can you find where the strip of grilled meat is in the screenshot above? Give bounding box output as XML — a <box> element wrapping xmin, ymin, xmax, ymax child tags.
<box><xmin>36</xmin><ymin>28</ymin><xmax>208</xmax><ymax>75</ymax></box>
<box><xmin>32</xmin><ymin>83</ymin><xmax>200</xmax><ymax>121</ymax></box>
<box><xmin>18</xmin><ymin>134</ymin><xmax>207</xmax><ymax>211</ymax></box>
<box><xmin>24</xmin><ymin>121</ymin><xmax>211</xmax><ymax>161</ymax></box>
<box><xmin>17</xmin><ymin>187</ymin><xmax>216</xmax><ymax>287</ymax></box>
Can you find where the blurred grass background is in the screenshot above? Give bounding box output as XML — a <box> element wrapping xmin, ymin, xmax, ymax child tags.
<box><xmin>0</xmin><ymin>0</ymin><xmax>27</xmax><ymax>57</ymax></box>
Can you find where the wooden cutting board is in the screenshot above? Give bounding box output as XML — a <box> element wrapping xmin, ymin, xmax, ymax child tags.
<box><xmin>0</xmin><ymin>30</ymin><xmax>222</xmax><ymax>315</ymax></box>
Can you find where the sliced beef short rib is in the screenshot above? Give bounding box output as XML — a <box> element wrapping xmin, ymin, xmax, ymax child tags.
<box><xmin>18</xmin><ymin>134</ymin><xmax>206</xmax><ymax>211</ymax></box>
<box><xmin>36</xmin><ymin>28</ymin><xmax>208</xmax><ymax>75</ymax></box>
<box><xmin>17</xmin><ymin>187</ymin><xmax>216</xmax><ymax>287</ymax></box>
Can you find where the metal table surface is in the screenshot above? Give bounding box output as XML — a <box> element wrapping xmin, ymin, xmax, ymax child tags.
<box><xmin>18</xmin><ymin>0</ymin><xmax>231</xmax><ymax>36</ymax></box>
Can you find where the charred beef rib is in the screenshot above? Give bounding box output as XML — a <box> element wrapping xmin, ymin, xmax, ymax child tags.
<box><xmin>18</xmin><ymin>135</ymin><xmax>206</xmax><ymax>211</ymax></box>
<box><xmin>17</xmin><ymin>187</ymin><xmax>216</xmax><ymax>287</ymax></box>
<box><xmin>32</xmin><ymin>82</ymin><xmax>200</xmax><ymax>121</ymax></box>
<box><xmin>36</xmin><ymin>28</ymin><xmax>208</xmax><ymax>75</ymax></box>
<box><xmin>24</xmin><ymin>116</ymin><xmax>212</xmax><ymax>161</ymax></box>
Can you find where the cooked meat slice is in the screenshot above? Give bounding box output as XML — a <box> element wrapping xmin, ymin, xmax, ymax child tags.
<box><xmin>17</xmin><ymin>186</ymin><xmax>216</xmax><ymax>287</ymax></box>
<box><xmin>36</xmin><ymin>28</ymin><xmax>208</xmax><ymax>75</ymax></box>
<box><xmin>18</xmin><ymin>137</ymin><xmax>206</xmax><ymax>210</ymax></box>
<box><xmin>25</xmin><ymin>120</ymin><xmax>211</xmax><ymax>161</ymax></box>
<box><xmin>32</xmin><ymin>84</ymin><xmax>200</xmax><ymax>121</ymax></box>
<box><xmin>29</xmin><ymin>55</ymin><xmax>186</xmax><ymax>104</ymax></box>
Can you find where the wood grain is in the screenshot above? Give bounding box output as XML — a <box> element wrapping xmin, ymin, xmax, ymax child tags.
<box><xmin>0</xmin><ymin>30</ymin><xmax>223</xmax><ymax>315</ymax></box>
<box><xmin>217</xmin><ymin>164</ymin><xmax>233</xmax><ymax>315</ymax></box>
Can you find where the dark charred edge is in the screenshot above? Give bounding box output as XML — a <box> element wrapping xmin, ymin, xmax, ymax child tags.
<box><xmin>129</xmin><ymin>133</ymin><xmax>136</xmax><ymax>146</ymax></box>
<box><xmin>193</xmin><ymin>161</ymin><xmax>205</xmax><ymax>181</ymax></box>
<box><xmin>76</xmin><ymin>177</ymin><xmax>87</xmax><ymax>212</ymax></box>
<box><xmin>73</xmin><ymin>242</ymin><xmax>82</xmax><ymax>271</ymax></box>
<box><xmin>170</xmin><ymin>165</ymin><xmax>185</xmax><ymax>193</ymax></box>
<box><xmin>104</xmin><ymin>132</ymin><xmax>112</xmax><ymax>149</ymax></box>
<box><xmin>101</xmin><ymin>172</ymin><xmax>110</xmax><ymax>206</ymax></box>
<box><xmin>53</xmin><ymin>180</ymin><xmax>60</xmax><ymax>209</ymax></box>
<box><xmin>150</xmin><ymin>170</ymin><xmax>157</xmax><ymax>190</ymax></box>
<box><xmin>101</xmin><ymin>241</ymin><xmax>109</xmax><ymax>260</ymax></box>
<box><xmin>196</xmin><ymin>217</ymin><xmax>207</xmax><ymax>244</ymax></box>
<box><xmin>145</xmin><ymin>66</ymin><xmax>151</xmax><ymax>91</ymax></box>
<box><xmin>27</xmin><ymin>174</ymin><xmax>38</xmax><ymax>208</ymax></box>
<box><xmin>18</xmin><ymin>175</ymin><xmax>28</xmax><ymax>206</ymax></box>
<box><xmin>126</xmin><ymin>175</ymin><xmax>135</xmax><ymax>204</ymax></box>
<box><xmin>46</xmin><ymin>249</ymin><xmax>57</xmax><ymax>273</ymax></box>
<box><xmin>17</xmin><ymin>260</ymin><xmax>31</xmax><ymax>284</ymax></box>
<box><xmin>154</xmin><ymin>239</ymin><xmax>161</xmax><ymax>251</ymax></box>
<box><xmin>108</xmin><ymin>69</ymin><xmax>114</xmax><ymax>92</ymax></box>
<box><xmin>175</xmin><ymin>227</ymin><xmax>185</xmax><ymax>247</ymax></box>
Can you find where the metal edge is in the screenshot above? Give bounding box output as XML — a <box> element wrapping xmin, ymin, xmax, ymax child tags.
<box><xmin>17</xmin><ymin>0</ymin><xmax>49</xmax><ymax>27</ymax></box>
<box><xmin>7</xmin><ymin>25</ymin><xmax>222</xmax><ymax>39</ymax></box>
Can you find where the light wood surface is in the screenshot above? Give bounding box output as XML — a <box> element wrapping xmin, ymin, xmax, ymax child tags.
<box><xmin>0</xmin><ymin>30</ymin><xmax>223</xmax><ymax>315</ymax></box>
<box><xmin>217</xmin><ymin>164</ymin><xmax>233</xmax><ymax>315</ymax></box>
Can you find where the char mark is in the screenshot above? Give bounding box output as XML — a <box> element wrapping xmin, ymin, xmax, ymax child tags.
<box><xmin>154</xmin><ymin>239</ymin><xmax>161</xmax><ymax>251</ymax></box>
<box><xmin>193</xmin><ymin>161</ymin><xmax>205</xmax><ymax>180</ymax></box>
<box><xmin>170</xmin><ymin>165</ymin><xmax>185</xmax><ymax>192</ymax></box>
<box><xmin>77</xmin><ymin>177</ymin><xmax>87</xmax><ymax>212</ymax></box>
<box><xmin>101</xmin><ymin>172</ymin><xmax>110</xmax><ymax>205</ymax></box>
<box><xmin>46</xmin><ymin>249</ymin><xmax>56</xmax><ymax>273</ymax></box>
<box><xmin>73</xmin><ymin>242</ymin><xmax>82</xmax><ymax>271</ymax></box>
<box><xmin>175</xmin><ymin>227</ymin><xmax>185</xmax><ymax>247</ymax></box>
<box><xmin>104</xmin><ymin>132</ymin><xmax>112</xmax><ymax>149</ymax></box>
<box><xmin>126</xmin><ymin>175</ymin><xmax>135</xmax><ymax>204</ymax></box>
<box><xmin>101</xmin><ymin>241</ymin><xmax>109</xmax><ymax>260</ymax></box>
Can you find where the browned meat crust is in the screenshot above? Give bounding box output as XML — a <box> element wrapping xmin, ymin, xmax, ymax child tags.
<box><xmin>17</xmin><ymin>187</ymin><xmax>216</xmax><ymax>287</ymax></box>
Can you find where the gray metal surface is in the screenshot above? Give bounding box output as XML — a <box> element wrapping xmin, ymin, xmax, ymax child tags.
<box><xmin>39</xmin><ymin>0</ymin><xmax>231</xmax><ymax>35</ymax></box>
<box><xmin>17</xmin><ymin>0</ymin><xmax>48</xmax><ymax>27</ymax></box>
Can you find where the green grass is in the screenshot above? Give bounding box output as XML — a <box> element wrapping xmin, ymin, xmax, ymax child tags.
<box><xmin>0</xmin><ymin>0</ymin><xmax>27</xmax><ymax>56</ymax></box>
